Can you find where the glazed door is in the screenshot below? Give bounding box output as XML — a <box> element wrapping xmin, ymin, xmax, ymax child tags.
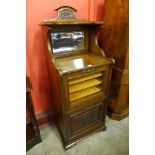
<box><xmin>61</xmin><ymin>66</ymin><xmax>109</xmax><ymax>111</ymax></box>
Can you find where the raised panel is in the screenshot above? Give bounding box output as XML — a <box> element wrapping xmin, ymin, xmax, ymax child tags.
<box><xmin>70</xmin><ymin>104</ymin><xmax>103</xmax><ymax>134</ymax></box>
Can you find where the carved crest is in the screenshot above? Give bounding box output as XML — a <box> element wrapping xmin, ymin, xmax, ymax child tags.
<box><xmin>55</xmin><ymin>6</ymin><xmax>77</xmax><ymax>20</ymax></box>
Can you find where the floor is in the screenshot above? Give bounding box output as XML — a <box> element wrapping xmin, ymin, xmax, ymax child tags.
<box><xmin>27</xmin><ymin>117</ymin><xmax>129</xmax><ymax>155</ymax></box>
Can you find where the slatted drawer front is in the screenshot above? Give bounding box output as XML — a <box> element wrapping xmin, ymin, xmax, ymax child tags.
<box><xmin>68</xmin><ymin>72</ymin><xmax>104</xmax><ymax>102</ymax></box>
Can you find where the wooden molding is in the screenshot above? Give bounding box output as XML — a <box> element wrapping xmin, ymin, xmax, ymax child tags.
<box><xmin>107</xmin><ymin>109</ymin><xmax>129</xmax><ymax>121</ymax></box>
<box><xmin>35</xmin><ymin>109</ymin><xmax>54</xmax><ymax>126</ymax></box>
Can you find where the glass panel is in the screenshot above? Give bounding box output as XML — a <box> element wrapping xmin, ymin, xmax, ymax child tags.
<box><xmin>68</xmin><ymin>72</ymin><xmax>104</xmax><ymax>102</ymax></box>
<box><xmin>51</xmin><ymin>31</ymin><xmax>84</xmax><ymax>54</ymax></box>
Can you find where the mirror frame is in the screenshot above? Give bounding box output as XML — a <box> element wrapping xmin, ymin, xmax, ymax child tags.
<box><xmin>48</xmin><ymin>26</ymin><xmax>88</xmax><ymax>58</ymax></box>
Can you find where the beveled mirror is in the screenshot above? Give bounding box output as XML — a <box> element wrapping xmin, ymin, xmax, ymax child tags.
<box><xmin>51</xmin><ymin>31</ymin><xmax>84</xmax><ymax>54</ymax></box>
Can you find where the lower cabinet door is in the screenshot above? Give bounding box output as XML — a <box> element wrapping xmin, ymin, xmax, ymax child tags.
<box><xmin>67</xmin><ymin>102</ymin><xmax>105</xmax><ymax>141</ymax></box>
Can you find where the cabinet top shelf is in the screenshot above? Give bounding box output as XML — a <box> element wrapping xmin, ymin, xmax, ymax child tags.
<box><xmin>41</xmin><ymin>19</ymin><xmax>103</xmax><ymax>26</ymax></box>
<box><xmin>54</xmin><ymin>54</ymin><xmax>111</xmax><ymax>73</ymax></box>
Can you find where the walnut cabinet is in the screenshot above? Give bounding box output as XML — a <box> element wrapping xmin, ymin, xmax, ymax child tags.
<box><xmin>41</xmin><ymin>6</ymin><xmax>114</xmax><ymax>149</ymax></box>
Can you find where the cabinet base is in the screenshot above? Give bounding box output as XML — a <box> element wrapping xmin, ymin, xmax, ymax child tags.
<box><xmin>107</xmin><ymin>109</ymin><xmax>129</xmax><ymax>121</ymax></box>
<box><xmin>62</xmin><ymin>126</ymin><xmax>106</xmax><ymax>150</ymax></box>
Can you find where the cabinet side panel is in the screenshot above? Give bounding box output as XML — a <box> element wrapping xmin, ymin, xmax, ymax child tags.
<box><xmin>41</xmin><ymin>27</ymin><xmax>66</xmax><ymax>137</ymax></box>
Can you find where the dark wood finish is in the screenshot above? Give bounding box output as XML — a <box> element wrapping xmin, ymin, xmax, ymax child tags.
<box><xmin>100</xmin><ymin>0</ymin><xmax>129</xmax><ymax>120</ymax></box>
<box><xmin>26</xmin><ymin>77</ymin><xmax>41</xmax><ymax>151</ymax></box>
<box><xmin>41</xmin><ymin>6</ymin><xmax>114</xmax><ymax>150</ymax></box>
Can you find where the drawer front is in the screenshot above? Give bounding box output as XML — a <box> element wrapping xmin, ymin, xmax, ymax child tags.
<box><xmin>69</xmin><ymin>103</ymin><xmax>104</xmax><ymax>135</ymax></box>
<box><xmin>69</xmin><ymin>91</ymin><xmax>104</xmax><ymax>110</ymax></box>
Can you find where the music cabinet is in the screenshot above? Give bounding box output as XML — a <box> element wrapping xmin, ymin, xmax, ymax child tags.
<box><xmin>41</xmin><ymin>6</ymin><xmax>114</xmax><ymax>149</ymax></box>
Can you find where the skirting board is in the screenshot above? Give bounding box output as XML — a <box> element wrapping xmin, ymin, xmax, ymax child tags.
<box><xmin>107</xmin><ymin>109</ymin><xmax>129</xmax><ymax>121</ymax></box>
<box><xmin>35</xmin><ymin>109</ymin><xmax>54</xmax><ymax>126</ymax></box>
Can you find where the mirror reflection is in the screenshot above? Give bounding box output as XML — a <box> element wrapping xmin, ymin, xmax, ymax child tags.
<box><xmin>51</xmin><ymin>31</ymin><xmax>84</xmax><ymax>54</ymax></box>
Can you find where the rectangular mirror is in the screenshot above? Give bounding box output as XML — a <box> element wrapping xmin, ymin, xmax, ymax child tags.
<box><xmin>51</xmin><ymin>31</ymin><xmax>84</xmax><ymax>54</ymax></box>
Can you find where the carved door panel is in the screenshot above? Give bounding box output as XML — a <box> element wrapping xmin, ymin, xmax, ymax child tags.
<box><xmin>69</xmin><ymin>103</ymin><xmax>104</xmax><ymax>135</ymax></box>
